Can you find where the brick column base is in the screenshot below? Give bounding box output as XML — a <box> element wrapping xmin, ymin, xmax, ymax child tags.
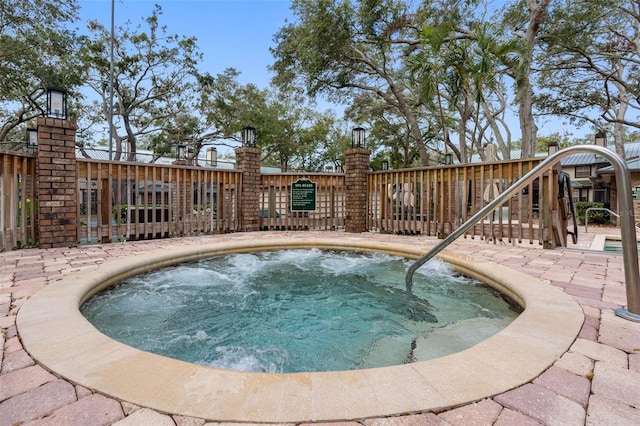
<box><xmin>36</xmin><ymin>117</ymin><xmax>78</xmax><ymax>248</ymax></box>
<box><xmin>344</xmin><ymin>147</ymin><xmax>371</xmax><ymax>233</ymax></box>
<box><xmin>235</xmin><ymin>146</ymin><xmax>262</xmax><ymax>232</ymax></box>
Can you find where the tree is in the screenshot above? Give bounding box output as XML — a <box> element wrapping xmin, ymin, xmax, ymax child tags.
<box><xmin>413</xmin><ymin>19</ymin><xmax>523</xmax><ymax>162</ymax></box>
<box><xmin>146</xmin><ymin>68</ymin><xmax>268</xmax><ymax>164</ymax></box>
<box><xmin>535</xmin><ymin>0</ymin><xmax>640</xmax><ymax>158</ymax></box>
<box><xmin>271</xmin><ymin>0</ymin><xmax>532</xmax><ymax>165</ymax></box>
<box><xmin>271</xmin><ymin>0</ymin><xmax>434</xmax><ymax>165</ymax></box>
<box><xmin>500</xmin><ymin>0</ymin><xmax>552</xmax><ymax>159</ymax></box>
<box><xmin>249</xmin><ymin>89</ymin><xmax>339</xmax><ymax>172</ymax></box>
<box><xmin>345</xmin><ymin>93</ymin><xmax>423</xmax><ymax>167</ymax></box>
<box><xmin>0</xmin><ymin>0</ymin><xmax>82</xmax><ymax>142</ymax></box>
<box><xmin>80</xmin><ymin>5</ymin><xmax>201</xmax><ymax>161</ymax></box>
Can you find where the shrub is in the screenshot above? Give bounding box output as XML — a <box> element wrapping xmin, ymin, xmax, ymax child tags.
<box><xmin>575</xmin><ymin>201</ymin><xmax>610</xmax><ymax>225</ymax></box>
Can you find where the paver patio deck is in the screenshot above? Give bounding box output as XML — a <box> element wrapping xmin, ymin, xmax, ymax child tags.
<box><xmin>1</xmin><ymin>228</ymin><xmax>639</xmax><ymax>425</ymax></box>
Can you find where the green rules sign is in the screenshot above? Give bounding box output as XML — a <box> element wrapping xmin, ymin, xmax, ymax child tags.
<box><xmin>291</xmin><ymin>178</ymin><xmax>317</xmax><ymax>211</ymax></box>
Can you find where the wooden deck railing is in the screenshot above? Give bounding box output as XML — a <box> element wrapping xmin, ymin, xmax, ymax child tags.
<box><xmin>368</xmin><ymin>158</ymin><xmax>548</xmax><ymax>244</ymax></box>
<box><xmin>0</xmin><ymin>151</ymin><xmax>37</xmax><ymax>250</ymax></box>
<box><xmin>1</xmin><ymin>148</ymin><xmax>557</xmax><ymax>251</ymax></box>
<box><xmin>260</xmin><ymin>173</ymin><xmax>345</xmax><ymax>230</ymax></box>
<box><xmin>76</xmin><ymin>159</ymin><xmax>242</xmax><ymax>243</ymax></box>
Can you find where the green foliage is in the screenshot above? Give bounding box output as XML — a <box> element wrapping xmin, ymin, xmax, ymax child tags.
<box><xmin>112</xmin><ymin>205</ymin><xmax>128</xmax><ymax>224</ymax></box>
<box><xmin>575</xmin><ymin>201</ymin><xmax>610</xmax><ymax>225</ymax></box>
<box><xmin>18</xmin><ymin>197</ymin><xmax>37</xmax><ymax>227</ymax></box>
<box><xmin>80</xmin><ymin>5</ymin><xmax>202</xmax><ymax>161</ymax></box>
<box><xmin>271</xmin><ymin>0</ymin><xmax>440</xmax><ymax>165</ymax></box>
<box><xmin>0</xmin><ymin>0</ymin><xmax>83</xmax><ymax>140</ymax></box>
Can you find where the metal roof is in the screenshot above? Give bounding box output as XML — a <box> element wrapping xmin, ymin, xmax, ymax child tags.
<box><xmin>597</xmin><ymin>156</ymin><xmax>640</xmax><ymax>173</ymax></box>
<box><xmin>470</xmin><ymin>142</ymin><xmax>640</xmax><ymax>166</ymax></box>
<box><xmin>560</xmin><ymin>142</ymin><xmax>640</xmax><ymax>166</ymax></box>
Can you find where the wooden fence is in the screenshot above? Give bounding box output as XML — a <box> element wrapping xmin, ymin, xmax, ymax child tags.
<box><xmin>368</xmin><ymin>158</ymin><xmax>549</xmax><ymax>244</ymax></box>
<box><xmin>259</xmin><ymin>173</ymin><xmax>346</xmax><ymax>231</ymax></box>
<box><xmin>1</xmin><ymin>148</ymin><xmax>560</xmax><ymax>251</ymax></box>
<box><xmin>0</xmin><ymin>151</ymin><xmax>37</xmax><ymax>249</ymax></box>
<box><xmin>76</xmin><ymin>159</ymin><xmax>241</xmax><ymax>244</ymax></box>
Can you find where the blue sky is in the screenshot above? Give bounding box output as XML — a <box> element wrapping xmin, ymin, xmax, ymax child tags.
<box><xmin>76</xmin><ymin>1</ymin><xmax>585</xmax><ymax>147</ymax></box>
<box><xmin>78</xmin><ymin>0</ymin><xmax>293</xmax><ymax>89</ymax></box>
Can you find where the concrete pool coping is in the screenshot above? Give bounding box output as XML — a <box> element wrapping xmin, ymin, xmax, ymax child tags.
<box><xmin>589</xmin><ymin>234</ymin><xmax>630</xmax><ymax>252</ymax></box>
<box><xmin>16</xmin><ymin>237</ymin><xmax>584</xmax><ymax>423</ymax></box>
<box><xmin>589</xmin><ymin>234</ymin><xmax>610</xmax><ymax>252</ymax></box>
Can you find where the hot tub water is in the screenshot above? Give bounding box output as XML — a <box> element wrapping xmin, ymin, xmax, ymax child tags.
<box><xmin>81</xmin><ymin>249</ymin><xmax>520</xmax><ymax>373</ymax></box>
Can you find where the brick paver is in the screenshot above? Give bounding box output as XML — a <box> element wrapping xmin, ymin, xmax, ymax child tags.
<box><xmin>554</xmin><ymin>352</ymin><xmax>595</xmax><ymax>377</ymax></box>
<box><xmin>0</xmin><ymin>348</ymin><xmax>34</xmax><ymax>374</ymax></box>
<box><xmin>591</xmin><ymin>362</ymin><xmax>640</xmax><ymax>407</ymax></box>
<box><xmin>569</xmin><ymin>338</ymin><xmax>629</xmax><ymax>368</ymax></box>
<box><xmin>437</xmin><ymin>399</ymin><xmax>502</xmax><ymax>425</ymax></box>
<box><xmin>110</xmin><ymin>408</ymin><xmax>174</xmax><ymax>425</ymax></box>
<box><xmin>0</xmin><ymin>379</ymin><xmax>77</xmax><ymax>426</ymax></box>
<box><xmin>494</xmin><ymin>383</ymin><xmax>586</xmax><ymax>425</ymax></box>
<box><xmin>362</xmin><ymin>414</ymin><xmax>449</xmax><ymax>426</ymax></box>
<box><xmin>25</xmin><ymin>393</ymin><xmax>125</xmax><ymax>426</ymax></box>
<box><xmin>585</xmin><ymin>394</ymin><xmax>640</xmax><ymax>425</ymax></box>
<box><xmin>493</xmin><ymin>408</ymin><xmax>542</xmax><ymax>426</ymax></box>
<box><xmin>0</xmin><ymin>364</ymin><xmax>56</xmax><ymax>401</ymax></box>
<box><xmin>533</xmin><ymin>366</ymin><xmax>591</xmax><ymax>407</ymax></box>
<box><xmin>1</xmin><ymin>229</ymin><xmax>640</xmax><ymax>424</ymax></box>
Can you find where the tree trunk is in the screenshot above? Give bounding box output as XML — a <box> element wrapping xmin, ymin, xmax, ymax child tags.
<box><xmin>519</xmin><ymin>82</ymin><xmax>538</xmax><ymax>159</ymax></box>
<box><xmin>519</xmin><ymin>0</ymin><xmax>550</xmax><ymax>159</ymax></box>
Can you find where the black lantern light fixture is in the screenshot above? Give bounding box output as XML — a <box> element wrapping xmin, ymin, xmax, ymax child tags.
<box><xmin>46</xmin><ymin>86</ymin><xmax>67</xmax><ymax>119</ymax></box>
<box><xmin>351</xmin><ymin>126</ymin><xmax>365</xmax><ymax>148</ymax></box>
<box><xmin>381</xmin><ymin>160</ymin><xmax>389</xmax><ymax>170</ymax></box>
<box><xmin>444</xmin><ymin>153</ymin><xmax>453</xmax><ymax>165</ymax></box>
<box><xmin>26</xmin><ymin>128</ymin><xmax>38</xmax><ymax>148</ymax></box>
<box><xmin>177</xmin><ymin>144</ymin><xmax>186</xmax><ymax>160</ymax></box>
<box><xmin>242</xmin><ymin>126</ymin><xmax>256</xmax><ymax>147</ymax></box>
<box><xmin>547</xmin><ymin>140</ymin><xmax>559</xmax><ymax>156</ymax></box>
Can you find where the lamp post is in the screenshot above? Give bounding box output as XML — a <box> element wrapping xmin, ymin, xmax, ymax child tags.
<box><xmin>444</xmin><ymin>153</ymin><xmax>453</xmax><ymax>165</ymax></box>
<box><xmin>177</xmin><ymin>145</ymin><xmax>186</xmax><ymax>161</ymax></box>
<box><xmin>46</xmin><ymin>87</ymin><xmax>67</xmax><ymax>119</ymax></box>
<box><xmin>351</xmin><ymin>127</ymin><xmax>365</xmax><ymax>148</ymax></box>
<box><xmin>242</xmin><ymin>126</ymin><xmax>256</xmax><ymax>147</ymax></box>
<box><xmin>26</xmin><ymin>128</ymin><xmax>38</xmax><ymax>148</ymax></box>
<box><xmin>381</xmin><ymin>160</ymin><xmax>389</xmax><ymax>170</ymax></box>
<box><xmin>108</xmin><ymin>0</ymin><xmax>115</xmax><ymax>161</ymax></box>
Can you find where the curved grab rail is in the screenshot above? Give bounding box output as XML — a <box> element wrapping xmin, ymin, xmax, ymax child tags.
<box><xmin>584</xmin><ymin>207</ymin><xmax>640</xmax><ymax>233</ymax></box>
<box><xmin>405</xmin><ymin>145</ymin><xmax>640</xmax><ymax>321</ymax></box>
<box><xmin>558</xmin><ymin>171</ymin><xmax>578</xmax><ymax>244</ymax></box>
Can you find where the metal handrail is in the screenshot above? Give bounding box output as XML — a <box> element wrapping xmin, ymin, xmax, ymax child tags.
<box><xmin>585</xmin><ymin>207</ymin><xmax>640</xmax><ymax>233</ymax></box>
<box><xmin>405</xmin><ymin>145</ymin><xmax>640</xmax><ymax>322</ymax></box>
<box><xmin>559</xmin><ymin>171</ymin><xmax>578</xmax><ymax>244</ymax></box>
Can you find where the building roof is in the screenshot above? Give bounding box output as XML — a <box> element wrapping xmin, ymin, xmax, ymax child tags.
<box><xmin>596</xmin><ymin>156</ymin><xmax>640</xmax><ymax>174</ymax></box>
<box><xmin>75</xmin><ymin>147</ymin><xmax>281</xmax><ymax>173</ymax></box>
<box><xmin>560</xmin><ymin>142</ymin><xmax>640</xmax><ymax>166</ymax></box>
<box><xmin>469</xmin><ymin>142</ymin><xmax>640</xmax><ymax>166</ymax></box>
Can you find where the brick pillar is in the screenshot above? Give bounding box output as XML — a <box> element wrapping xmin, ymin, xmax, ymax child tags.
<box><xmin>36</xmin><ymin>117</ymin><xmax>78</xmax><ymax>248</ymax></box>
<box><xmin>235</xmin><ymin>146</ymin><xmax>261</xmax><ymax>232</ymax></box>
<box><xmin>344</xmin><ymin>147</ymin><xmax>371</xmax><ymax>233</ymax></box>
